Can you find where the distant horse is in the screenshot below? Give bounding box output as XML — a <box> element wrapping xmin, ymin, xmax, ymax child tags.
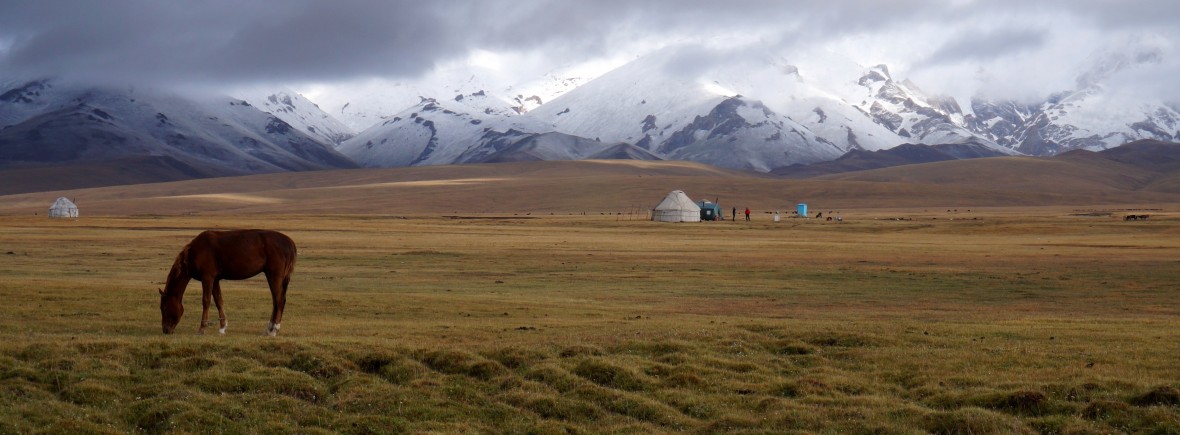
<box><xmin>159</xmin><ymin>230</ymin><xmax>296</xmax><ymax>336</ymax></box>
<box><xmin>1125</xmin><ymin>214</ymin><xmax>1151</xmax><ymax>221</ymax></box>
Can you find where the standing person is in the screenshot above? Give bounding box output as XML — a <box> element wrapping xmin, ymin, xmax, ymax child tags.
<box><xmin>732</xmin><ymin>207</ymin><xmax>737</xmax><ymax>222</ymax></box>
<box><xmin>744</xmin><ymin>207</ymin><xmax>751</xmax><ymax>221</ymax></box>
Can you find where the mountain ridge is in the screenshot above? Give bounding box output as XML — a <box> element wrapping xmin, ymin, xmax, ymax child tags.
<box><xmin>3</xmin><ymin>44</ymin><xmax>1179</xmax><ymax>184</ymax></box>
<box><xmin>330</xmin><ymin>45</ymin><xmax>1175</xmax><ymax>172</ymax></box>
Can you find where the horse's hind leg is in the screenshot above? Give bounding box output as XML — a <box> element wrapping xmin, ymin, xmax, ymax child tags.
<box><xmin>265</xmin><ymin>272</ymin><xmax>286</xmax><ymax>336</ymax></box>
<box><xmin>212</xmin><ymin>280</ymin><xmax>227</xmax><ymax>334</ymax></box>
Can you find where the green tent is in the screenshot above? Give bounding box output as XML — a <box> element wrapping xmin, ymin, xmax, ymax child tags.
<box><xmin>697</xmin><ymin>200</ymin><xmax>722</xmax><ymax>221</ymax></box>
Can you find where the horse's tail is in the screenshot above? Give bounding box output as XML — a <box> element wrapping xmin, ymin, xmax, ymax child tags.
<box><xmin>278</xmin><ymin>233</ymin><xmax>297</xmax><ymax>277</ymax></box>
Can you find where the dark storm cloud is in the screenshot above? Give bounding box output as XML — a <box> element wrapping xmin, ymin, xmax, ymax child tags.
<box><xmin>1</xmin><ymin>0</ymin><xmax>1178</xmax><ymax>98</ymax></box>
<box><xmin>0</xmin><ymin>0</ymin><xmax>468</xmax><ymax>85</ymax></box>
<box><xmin>0</xmin><ymin>0</ymin><xmax>959</xmax><ymax>86</ymax></box>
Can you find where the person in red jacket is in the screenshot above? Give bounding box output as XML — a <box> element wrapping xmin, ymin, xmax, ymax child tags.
<box><xmin>744</xmin><ymin>207</ymin><xmax>751</xmax><ymax>221</ymax></box>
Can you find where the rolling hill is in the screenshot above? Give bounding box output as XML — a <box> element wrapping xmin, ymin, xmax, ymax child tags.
<box><xmin>2</xmin><ymin>141</ymin><xmax>1179</xmax><ymax>216</ymax></box>
<box><xmin>819</xmin><ymin>140</ymin><xmax>1180</xmax><ymax>196</ymax></box>
<box><xmin>771</xmin><ymin>142</ymin><xmax>1009</xmax><ymax>178</ymax></box>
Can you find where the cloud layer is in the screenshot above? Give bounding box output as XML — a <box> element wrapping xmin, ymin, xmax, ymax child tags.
<box><xmin>1</xmin><ymin>0</ymin><xmax>1178</xmax><ymax>102</ymax></box>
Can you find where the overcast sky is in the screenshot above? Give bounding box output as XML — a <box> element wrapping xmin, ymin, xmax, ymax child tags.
<box><xmin>2</xmin><ymin>0</ymin><xmax>1178</xmax><ymax>103</ymax></box>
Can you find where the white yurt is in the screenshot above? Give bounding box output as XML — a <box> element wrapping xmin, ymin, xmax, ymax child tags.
<box><xmin>651</xmin><ymin>190</ymin><xmax>701</xmax><ymax>222</ymax></box>
<box><xmin>48</xmin><ymin>197</ymin><xmax>78</xmax><ymax>218</ymax></box>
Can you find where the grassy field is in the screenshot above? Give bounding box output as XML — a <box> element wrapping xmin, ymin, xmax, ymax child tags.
<box><xmin>1</xmin><ymin>210</ymin><xmax>1178</xmax><ymax>433</ymax></box>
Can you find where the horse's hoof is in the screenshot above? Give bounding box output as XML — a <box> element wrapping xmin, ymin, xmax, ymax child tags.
<box><xmin>218</xmin><ymin>328</ymin><xmax>226</xmax><ymax>335</ymax></box>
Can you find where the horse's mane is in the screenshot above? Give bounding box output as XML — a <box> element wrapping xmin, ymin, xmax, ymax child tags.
<box><xmin>164</xmin><ymin>244</ymin><xmax>192</xmax><ymax>292</ymax></box>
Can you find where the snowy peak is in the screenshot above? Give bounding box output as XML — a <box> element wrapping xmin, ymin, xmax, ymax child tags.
<box><xmin>518</xmin><ymin>47</ymin><xmax>853</xmax><ymax>171</ymax></box>
<box><xmin>335</xmin><ymin>94</ymin><xmax>641</xmax><ymax>167</ymax></box>
<box><xmin>850</xmin><ymin>64</ymin><xmax>988</xmax><ymax>147</ymax></box>
<box><xmin>654</xmin><ymin>96</ymin><xmax>844</xmax><ymax>171</ymax></box>
<box><xmin>856</xmin><ymin>64</ymin><xmax>892</xmax><ymax>86</ymax></box>
<box><xmin>336</xmin><ymin>93</ymin><xmax>564</xmax><ymax>167</ymax></box>
<box><xmin>316</xmin><ymin>60</ymin><xmax>596</xmax><ymax>132</ymax></box>
<box><xmin>236</xmin><ymin>89</ymin><xmax>355</xmax><ymax>145</ymax></box>
<box><xmin>507</xmin><ymin>73</ymin><xmax>591</xmax><ymax>114</ymax></box>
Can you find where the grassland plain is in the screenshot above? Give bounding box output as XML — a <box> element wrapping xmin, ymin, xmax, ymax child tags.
<box><xmin>1</xmin><ymin>211</ymin><xmax>1178</xmax><ymax>434</ymax></box>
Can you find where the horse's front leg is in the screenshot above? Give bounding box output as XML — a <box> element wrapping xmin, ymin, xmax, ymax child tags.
<box><xmin>198</xmin><ymin>278</ymin><xmax>213</xmax><ymax>334</ymax></box>
<box><xmin>212</xmin><ymin>280</ymin><xmax>227</xmax><ymax>334</ymax></box>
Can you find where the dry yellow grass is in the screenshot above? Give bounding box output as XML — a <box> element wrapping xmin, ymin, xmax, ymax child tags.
<box><xmin>2</xmin><ymin>159</ymin><xmax>1178</xmax><ymax>431</ymax></box>
<box><xmin>1</xmin><ymin>208</ymin><xmax>1178</xmax><ymax>432</ymax></box>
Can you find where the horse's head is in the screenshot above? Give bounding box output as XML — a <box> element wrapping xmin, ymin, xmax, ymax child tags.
<box><xmin>159</xmin><ymin>288</ymin><xmax>183</xmax><ymax>334</ymax></box>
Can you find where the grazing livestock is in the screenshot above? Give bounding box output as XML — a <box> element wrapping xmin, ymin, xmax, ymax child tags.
<box><xmin>1124</xmin><ymin>214</ymin><xmax>1150</xmax><ymax>221</ymax></box>
<box><xmin>159</xmin><ymin>230</ymin><xmax>296</xmax><ymax>336</ymax></box>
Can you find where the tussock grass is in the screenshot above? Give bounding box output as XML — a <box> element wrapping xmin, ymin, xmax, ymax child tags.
<box><xmin>1</xmin><ymin>213</ymin><xmax>1179</xmax><ymax>432</ymax></box>
<box><xmin>572</xmin><ymin>358</ymin><xmax>652</xmax><ymax>391</ymax></box>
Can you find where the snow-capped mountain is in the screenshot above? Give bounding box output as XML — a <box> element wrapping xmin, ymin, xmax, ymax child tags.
<box><xmin>340</xmin><ymin>46</ymin><xmax>896</xmax><ymax>172</ymax></box>
<box><xmin>0</xmin><ymin>79</ymin><xmax>356</xmax><ymax>174</ymax></box>
<box><xmin>235</xmin><ymin>89</ymin><xmax>355</xmax><ymax>145</ymax></box>
<box><xmin>7</xmin><ymin>42</ymin><xmax>1177</xmax><ymax>179</ymax></box>
<box><xmin>334</xmin><ymin>46</ymin><xmax>1018</xmax><ymax>172</ymax></box>
<box><xmin>1007</xmin><ymin>88</ymin><xmax>1180</xmax><ymax>155</ymax></box>
<box><xmin>524</xmin><ymin>47</ymin><xmax>849</xmax><ymax>171</ymax></box>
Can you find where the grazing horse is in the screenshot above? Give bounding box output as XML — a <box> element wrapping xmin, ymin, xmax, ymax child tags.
<box><xmin>159</xmin><ymin>230</ymin><xmax>296</xmax><ymax>336</ymax></box>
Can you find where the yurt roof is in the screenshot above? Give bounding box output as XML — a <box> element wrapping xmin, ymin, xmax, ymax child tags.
<box><xmin>50</xmin><ymin>197</ymin><xmax>77</xmax><ymax>209</ymax></box>
<box><xmin>653</xmin><ymin>190</ymin><xmax>700</xmax><ymax>211</ymax></box>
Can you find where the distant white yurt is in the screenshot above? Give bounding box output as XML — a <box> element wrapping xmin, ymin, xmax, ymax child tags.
<box><xmin>651</xmin><ymin>190</ymin><xmax>701</xmax><ymax>222</ymax></box>
<box><xmin>48</xmin><ymin>197</ymin><xmax>78</xmax><ymax>218</ymax></box>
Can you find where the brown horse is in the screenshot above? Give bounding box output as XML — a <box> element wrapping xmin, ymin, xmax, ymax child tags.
<box><xmin>159</xmin><ymin>230</ymin><xmax>296</xmax><ymax>336</ymax></box>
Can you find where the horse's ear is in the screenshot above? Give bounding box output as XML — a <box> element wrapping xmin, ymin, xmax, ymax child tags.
<box><xmin>158</xmin><ymin>287</ymin><xmax>164</xmax><ymax>295</ymax></box>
